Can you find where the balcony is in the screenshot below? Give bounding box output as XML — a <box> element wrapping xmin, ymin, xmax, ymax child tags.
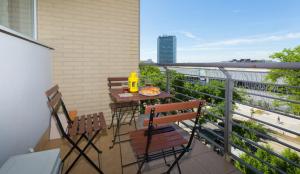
<box><xmin>29</xmin><ymin>62</ymin><xmax>299</xmax><ymax>174</ymax></box>
<box><xmin>0</xmin><ymin>0</ymin><xmax>300</xmax><ymax>174</ymax></box>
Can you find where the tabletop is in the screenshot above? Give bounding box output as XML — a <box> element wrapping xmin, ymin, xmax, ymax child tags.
<box><xmin>110</xmin><ymin>88</ymin><xmax>172</xmax><ymax>103</ymax></box>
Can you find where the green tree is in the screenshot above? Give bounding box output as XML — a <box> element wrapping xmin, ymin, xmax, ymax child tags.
<box><xmin>233</xmin><ymin>120</ymin><xmax>268</xmax><ymax>143</ymax></box>
<box><xmin>139</xmin><ymin>65</ymin><xmax>166</xmax><ymax>90</ymax></box>
<box><xmin>266</xmin><ymin>45</ymin><xmax>300</xmax><ymax>115</ymax></box>
<box><xmin>169</xmin><ymin>69</ymin><xmax>186</xmax><ymax>100</ymax></box>
<box><xmin>272</xmin><ymin>149</ymin><xmax>300</xmax><ymax>174</ymax></box>
<box><xmin>236</xmin><ymin>146</ymin><xmax>300</xmax><ymax>174</ymax></box>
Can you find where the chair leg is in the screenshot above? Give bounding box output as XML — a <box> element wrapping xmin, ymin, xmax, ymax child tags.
<box><xmin>110</xmin><ymin>107</ymin><xmax>123</xmax><ymax>149</ymax></box>
<box><xmin>62</xmin><ymin>135</ymin><xmax>84</xmax><ymax>162</ymax></box>
<box><xmin>172</xmin><ymin>147</ymin><xmax>182</xmax><ymax>174</ymax></box>
<box><xmin>65</xmin><ymin>132</ymin><xmax>103</xmax><ymax>174</ymax></box>
<box><xmin>129</xmin><ymin>105</ymin><xmax>138</xmax><ymax>130</ymax></box>
<box><xmin>120</xmin><ymin>108</ymin><xmax>127</xmax><ymax>124</ymax></box>
<box><xmin>133</xmin><ymin>114</ymin><xmax>137</xmax><ymax>130</ymax></box>
<box><xmin>97</xmin><ymin>149</ymin><xmax>102</xmax><ymax>169</ymax></box>
<box><xmin>118</xmin><ymin>123</ymin><xmax>124</xmax><ymax>174</ymax></box>
<box><xmin>165</xmin><ymin>147</ymin><xmax>187</xmax><ymax>174</ymax></box>
<box><xmin>108</xmin><ymin>109</ymin><xmax>116</xmax><ymax>129</ymax></box>
<box><xmin>110</xmin><ymin>110</ymin><xmax>120</xmax><ymax>148</ymax></box>
<box><xmin>83</xmin><ymin>134</ymin><xmax>102</xmax><ymax>153</ymax></box>
<box><xmin>136</xmin><ymin>158</ymin><xmax>146</xmax><ymax>174</ymax></box>
<box><xmin>162</xmin><ymin>149</ymin><xmax>170</xmax><ymax>166</ymax></box>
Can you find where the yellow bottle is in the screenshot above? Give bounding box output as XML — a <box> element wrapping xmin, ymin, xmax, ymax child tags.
<box><xmin>128</xmin><ymin>72</ymin><xmax>139</xmax><ymax>93</ymax></box>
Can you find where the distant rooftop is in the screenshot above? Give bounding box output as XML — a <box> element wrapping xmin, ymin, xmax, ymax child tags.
<box><xmin>140</xmin><ymin>59</ymin><xmax>155</xmax><ymax>64</ymax></box>
<box><xmin>227</xmin><ymin>58</ymin><xmax>275</xmax><ymax>63</ymax></box>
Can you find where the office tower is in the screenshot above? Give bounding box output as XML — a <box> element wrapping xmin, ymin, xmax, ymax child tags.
<box><xmin>157</xmin><ymin>35</ymin><xmax>176</xmax><ymax>64</ymax></box>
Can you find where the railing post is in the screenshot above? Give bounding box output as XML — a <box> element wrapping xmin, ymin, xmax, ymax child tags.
<box><xmin>164</xmin><ymin>66</ymin><xmax>170</xmax><ymax>93</ymax></box>
<box><xmin>219</xmin><ymin>68</ymin><xmax>233</xmax><ymax>160</ymax></box>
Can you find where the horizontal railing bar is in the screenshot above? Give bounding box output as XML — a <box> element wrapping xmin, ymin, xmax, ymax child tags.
<box><xmin>171</xmin><ymin>96</ymin><xmax>185</xmax><ymax>102</ymax></box>
<box><xmin>180</xmin><ymin>117</ymin><xmax>196</xmax><ymax>125</ymax></box>
<box><xmin>231</xmin><ymin>143</ymin><xmax>286</xmax><ymax>174</ymax></box>
<box><xmin>171</xmin><ymin>73</ymin><xmax>227</xmax><ymax>81</ymax></box>
<box><xmin>204</xmin><ymin>109</ymin><xmax>224</xmax><ymax>121</ymax></box>
<box><xmin>232</xmin><ymin>100</ymin><xmax>300</xmax><ymax>120</ymax></box>
<box><xmin>179</xmin><ymin>120</ymin><xmax>194</xmax><ymax>130</ymax></box>
<box><xmin>143</xmin><ymin>62</ymin><xmax>300</xmax><ymax>70</ymax></box>
<box><xmin>166</xmin><ymin>67</ymin><xmax>300</xmax><ymax>90</ymax></box>
<box><xmin>234</xmin><ymin>89</ymin><xmax>300</xmax><ymax>105</ymax></box>
<box><xmin>204</xmin><ymin>119</ymin><xmax>224</xmax><ymax>130</ymax></box>
<box><xmin>232</xmin><ymin>79</ymin><xmax>300</xmax><ymax>89</ymax></box>
<box><xmin>173</xmin><ymin>88</ymin><xmax>296</xmax><ymax>120</ymax></box>
<box><xmin>196</xmin><ymin>129</ymin><xmax>224</xmax><ymax>150</ymax></box>
<box><xmin>232</xmin><ymin>111</ymin><xmax>300</xmax><ymax>136</ymax></box>
<box><xmin>171</xmin><ymin>77</ymin><xmax>226</xmax><ymax>90</ymax></box>
<box><xmin>180</xmin><ymin>121</ymin><xmax>198</xmax><ymax>138</ymax></box>
<box><xmin>173</xmin><ymin>72</ymin><xmax>300</xmax><ymax>90</ymax></box>
<box><xmin>173</xmin><ymin>91</ymin><xmax>196</xmax><ymax>100</ymax></box>
<box><xmin>170</xmin><ymin>66</ymin><xmax>269</xmax><ymax>74</ymax></box>
<box><xmin>205</xmin><ymin>102</ymin><xmax>225</xmax><ymax>111</ymax></box>
<box><xmin>231</xmin><ymin>120</ymin><xmax>300</xmax><ymax>153</ymax></box>
<box><xmin>142</xmin><ymin>64</ymin><xmax>300</xmax><ymax>89</ymax></box>
<box><xmin>201</xmin><ymin>127</ymin><xmax>224</xmax><ymax>140</ymax></box>
<box><xmin>172</xmin><ymin>84</ymin><xmax>225</xmax><ymax>100</ymax></box>
<box><xmin>173</xmin><ymin>91</ymin><xmax>300</xmax><ymax>151</ymax></box>
<box><xmin>232</xmin><ymin>132</ymin><xmax>300</xmax><ymax>168</ymax></box>
<box><xmin>172</xmin><ymin>92</ymin><xmax>225</xmax><ymax>120</ymax></box>
<box><xmin>175</xmin><ymin>73</ymin><xmax>300</xmax><ymax>91</ymax></box>
<box><xmin>231</xmin><ymin>154</ymin><xmax>263</xmax><ymax>174</ymax></box>
<box><xmin>169</xmin><ymin>72</ymin><xmax>223</xmax><ymax>79</ymax></box>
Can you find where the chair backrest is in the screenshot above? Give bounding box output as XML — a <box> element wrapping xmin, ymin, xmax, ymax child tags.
<box><xmin>142</xmin><ymin>100</ymin><xmax>205</xmax><ymax>155</ymax></box>
<box><xmin>45</xmin><ymin>85</ymin><xmax>72</xmax><ymax>137</ymax></box>
<box><xmin>107</xmin><ymin>77</ymin><xmax>128</xmax><ymax>89</ymax></box>
<box><xmin>144</xmin><ymin>100</ymin><xmax>205</xmax><ymax>126</ymax></box>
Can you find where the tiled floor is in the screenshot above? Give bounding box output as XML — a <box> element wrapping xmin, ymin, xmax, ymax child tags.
<box><xmin>35</xmin><ymin>123</ymin><xmax>241</xmax><ymax>174</ymax></box>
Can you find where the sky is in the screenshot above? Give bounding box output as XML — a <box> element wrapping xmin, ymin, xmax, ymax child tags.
<box><xmin>140</xmin><ymin>0</ymin><xmax>300</xmax><ymax>63</ymax></box>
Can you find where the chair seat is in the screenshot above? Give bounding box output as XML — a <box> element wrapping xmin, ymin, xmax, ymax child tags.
<box><xmin>129</xmin><ymin>125</ymin><xmax>188</xmax><ymax>156</ymax></box>
<box><xmin>68</xmin><ymin>112</ymin><xmax>106</xmax><ymax>136</ymax></box>
<box><xmin>109</xmin><ymin>101</ymin><xmax>139</xmax><ymax>110</ymax></box>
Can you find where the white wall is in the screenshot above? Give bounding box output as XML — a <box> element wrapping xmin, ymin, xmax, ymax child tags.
<box><xmin>0</xmin><ymin>31</ymin><xmax>52</xmax><ymax>165</ymax></box>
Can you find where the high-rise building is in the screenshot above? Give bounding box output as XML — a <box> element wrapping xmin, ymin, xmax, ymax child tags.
<box><xmin>157</xmin><ymin>35</ymin><xmax>176</xmax><ymax>64</ymax></box>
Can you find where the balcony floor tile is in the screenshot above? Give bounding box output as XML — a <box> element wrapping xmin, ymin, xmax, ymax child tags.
<box><xmin>36</xmin><ymin>124</ymin><xmax>240</xmax><ymax>174</ymax></box>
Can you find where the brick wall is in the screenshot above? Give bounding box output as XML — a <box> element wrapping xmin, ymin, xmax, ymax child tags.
<box><xmin>37</xmin><ymin>0</ymin><xmax>140</xmax><ymax>122</ymax></box>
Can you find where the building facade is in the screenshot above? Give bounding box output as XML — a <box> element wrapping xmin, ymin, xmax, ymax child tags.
<box><xmin>157</xmin><ymin>35</ymin><xmax>176</xmax><ymax>64</ymax></box>
<box><xmin>37</xmin><ymin>0</ymin><xmax>140</xmax><ymax>119</ymax></box>
<box><xmin>0</xmin><ymin>0</ymin><xmax>139</xmax><ymax>165</ymax></box>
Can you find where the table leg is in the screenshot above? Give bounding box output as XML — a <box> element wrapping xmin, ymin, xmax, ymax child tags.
<box><xmin>110</xmin><ymin>107</ymin><xmax>122</xmax><ymax>149</ymax></box>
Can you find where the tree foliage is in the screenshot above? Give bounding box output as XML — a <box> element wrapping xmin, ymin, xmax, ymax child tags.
<box><xmin>139</xmin><ymin>65</ymin><xmax>166</xmax><ymax>90</ymax></box>
<box><xmin>266</xmin><ymin>45</ymin><xmax>300</xmax><ymax>115</ymax></box>
<box><xmin>233</xmin><ymin>120</ymin><xmax>267</xmax><ymax>142</ymax></box>
<box><xmin>236</xmin><ymin>146</ymin><xmax>300</xmax><ymax>174</ymax></box>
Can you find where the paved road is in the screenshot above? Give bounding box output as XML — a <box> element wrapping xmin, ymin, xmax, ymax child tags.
<box><xmin>233</xmin><ymin>103</ymin><xmax>300</xmax><ymax>154</ymax></box>
<box><xmin>233</xmin><ymin>104</ymin><xmax>300</xmax><ymax>138</ymax></box>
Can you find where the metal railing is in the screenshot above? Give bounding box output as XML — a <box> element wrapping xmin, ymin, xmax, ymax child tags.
<box><xmin>140</xmin><ymin>62</ymin><xmax>300</xmax><ymax>174</ymax></box>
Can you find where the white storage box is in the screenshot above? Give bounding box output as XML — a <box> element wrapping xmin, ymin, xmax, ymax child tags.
<box><xmin>0</xmin><ymin>149</ymin><xmax>61</xmax><ymax>174</ymax></box>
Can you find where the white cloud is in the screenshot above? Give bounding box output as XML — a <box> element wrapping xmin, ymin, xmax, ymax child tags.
<box><xmin>179</xmin><ymin>31</ymin><xmax>197</xmax><ymax>39</ymax></box>
<box><xmin>196</xmin><ymin>32</ymin><xmax>300</xmax><ymax>48</ymax></box>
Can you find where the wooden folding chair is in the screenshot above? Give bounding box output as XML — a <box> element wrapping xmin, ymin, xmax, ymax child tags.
<box><xmin>122</xmin><ymin>100</ymin><xmax>205</xmax><ymax>174</ymax></box>
<box><xmin>107</xmin><ymin>77</ymin><xmax>139</xmax><ymax>148</ymax></box>
<box><xmin>46</xmin><ymin>85</ymin><xmax>106</xmax><ymax>174</ymax></box>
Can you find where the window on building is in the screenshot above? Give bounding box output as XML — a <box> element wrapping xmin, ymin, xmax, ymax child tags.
<box><xmin>0</xmin><ymin>0</ymin><xmax>36</xmax><ymax>38</ymax></box>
